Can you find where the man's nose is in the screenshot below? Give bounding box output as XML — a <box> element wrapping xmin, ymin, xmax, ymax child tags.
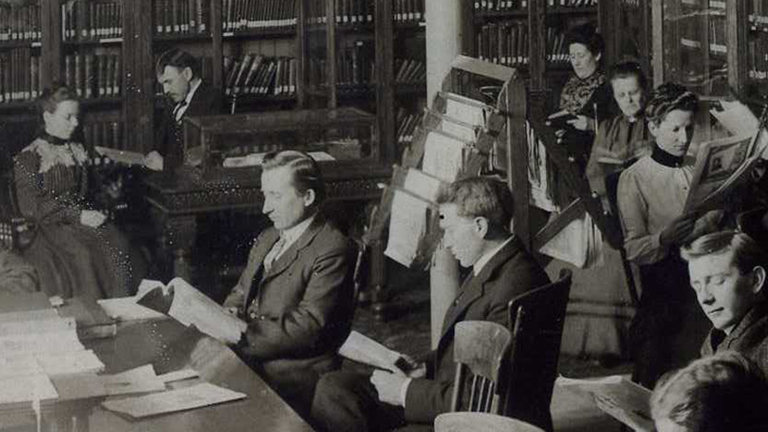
<box><xmin>698</xmin><ymin>285</ymin><xmax>714</xmax><ymax>305</ymax></box>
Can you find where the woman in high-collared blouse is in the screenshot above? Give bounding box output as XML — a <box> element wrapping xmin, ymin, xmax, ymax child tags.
<box><xmin>13</xmin><ymin>85</ymin><xmax>142</xmax><ymax>301</ymax></box>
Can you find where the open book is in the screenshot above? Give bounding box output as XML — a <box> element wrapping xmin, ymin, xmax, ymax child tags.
<box><xmin>338</xmin><ymin>331</ymin><xmax>416</xmax><ymax>374</ymax></box>
<box><xmin>557</xmin><ymin>375</ymin><xmax>653</xmax><ymax>432</ymax></box>
<box><xmin>135</xmin><ymin>278</ymin><xmax>247</xmax><ymax>345</ymax></box>
<box><xmin>684</xmin><ymin>133</ymin><xmax>763</xmax><ymax>213</ymax></box>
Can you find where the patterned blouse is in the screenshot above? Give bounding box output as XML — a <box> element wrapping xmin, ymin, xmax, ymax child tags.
<box><xmin>559</xmin><ymin>71</ymin><xmax>607</xmax><ymax>115</ymax></box>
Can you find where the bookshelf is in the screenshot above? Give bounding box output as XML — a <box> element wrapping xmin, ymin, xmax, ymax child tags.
<box><xmin>0</xmin><ymin>0</ymin><xmax>41</xmax><ymax>119</ymax></box>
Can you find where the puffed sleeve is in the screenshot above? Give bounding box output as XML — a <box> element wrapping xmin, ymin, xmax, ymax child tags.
<box><xmin>617</xmin><ymin>167</ymin><xmax>666</xmax><ymax>265</ymax></box>
<box><xmin>13</xmin><ymin>150</ymin><xmax>81</xmax><ymax>224</ymax></box>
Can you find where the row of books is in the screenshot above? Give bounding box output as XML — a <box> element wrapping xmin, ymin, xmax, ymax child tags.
<box><xmin>476</xmin><ymin>23</ymin><xmax>529</xmax><ymax>66</ymax></box>
<box><xmin>222</xmin><ymin>0</ymin><xmax>294</xmax><ymax>33</ymax></box>
<box><xmin>63</xmin><ymin>53</ymin><xmax>123</xmax><ymax>99</ymax></box>
<box><xmin>223</xmin><ymin>55</ymin><xmax>296</xmax><ymax>97</ymax></box>
<box><xmin>396</xmin><ymin>108</ymin><xmax>423</xmax><ymax>147</ymax></box>
<box><xmin>547</xmin><ymin>0</ymin><xmax>598</xmax><ymax>6</ymax></box>
<box><xmin>338</xmin><ymin>41</ymin><xmax>374</xmax><ymax>86</ymax></box>
<box><xmin>394</xmin><ymin>59</ymin><xmax>426</xmax><ymax>84</ymax></box>
<box><xmin>84</xmin><ymin>121</ymin><xmax>123</xmax><ymax>151</ymax></box>
<box><xmin>393</xmin><ymin>0</ymin><xmax>425</xmax><ymax>23</ymax></box>
<box><xmin>0</xmin><ymin>48</ymin><xmax>41</xmax><ymax>103</ymax></box>
<box><xmin>62</xmin><ymin>1</ymin><xmax>122</xmax><ymax>42</ymax></box>
<box><xmin>473</xmin><ymin>1</ymin><xmax>528</xmax><ymax>11</ymax></box>
<box><xmin>749</xmin><ymin>0</ymin><xmax>768</xmax><ymax>31</ymax></box>
<box><xmin>0</xmin><ymin>4</ymin><xmax>40</xmax><ymax>42</ymax></box>
<box><xmin>306</xmin><ymin>0</ymin><xmax>374</xmax><ymax>25</ymax></box>
<box><xmin>155</xmin><ymin>0</ymin><xmax>210</xmax><ymax>35</ymax></box>
<box><xmin>545</xmin><ymin>27</ymin><xmax>569</xmax><ymax>63</ymax></box>
<box><xmin>748</xmin><ymin>34</ymin><xmax>768</xmax><ymax>82</ymax></box>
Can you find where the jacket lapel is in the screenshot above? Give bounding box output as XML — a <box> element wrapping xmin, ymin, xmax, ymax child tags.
<box><xmin>243</xmin><ymin>228</ymin><xmax>280</xmax><ymax>310</ymax></box>
<box><xmin>722</xmin><ymin>302</ymin><xmax>768</xmax><ymax>350</ymax></box>
<box><xmin>437</xmin><ymin>237</ymin><xmax>523</xmax><ymax>343</ymax></box>
<box><xmin>261</xmin><ymin>216</ymin><xmax>324</xmax><ymax>282</ymax></box>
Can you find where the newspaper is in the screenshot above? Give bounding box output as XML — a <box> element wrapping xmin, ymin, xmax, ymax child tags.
<box><xmin>684</xmin><ymin>133</ymin><xmax>761</xmax><ymax>212</ymax></box>
<box><xmin>557</xmin><ymin>375</ymin><xmax>653</xmax><ymax>432</ymax></box>
<box><xmin>338</xmin><ymin>331</ymin><xmax>413</xmax><ymax>374</ymax></box>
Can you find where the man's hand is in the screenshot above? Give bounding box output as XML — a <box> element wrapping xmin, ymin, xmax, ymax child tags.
<box><xmin>659</xmin><ymin>214</ymin><xmax>697</xmax><ymax>246</ymax></box>
<box><xmin>144</xmin><ymin>151</ymin><xmax>164</xmax><ymax>171</ymax></box>
<box><xmin>370</xmin><ymin>370</ymin><xmax>408</xmax><ymax>407</ymax></box>
<box><xmin>80</xmin><ymin>210</ymin><xmax>107</xmax><ymax>228</ymax></box>
<box><xmin>395</xmin><ymin>354</ymin><xmax>426</xmax><ymax>378</ymax></box>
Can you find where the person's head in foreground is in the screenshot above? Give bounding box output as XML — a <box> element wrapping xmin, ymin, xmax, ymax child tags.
<box><xmin>651</xmin><ymin>351</ymin><xmax>768</xmax><ymax>432</ymax></box>
<box><xmin>437</xmin><ymin>177</ymin><xmax>514</xmax><ymax>268</ymax></box>
<box><xmin>682</xmin><ymin>231</ymin><xmax>767</xmax><ymax>335</ymax></box>
<box><xmin>608</xmin><ymin>61</ymin><xmax>647</xmax><ymax>120</ymax></box>
<box><xmin>38</xmin><ymin>85</ymin><xmax>80</xmax><ymax>141</ymax></box>
<box><xmin>645</xmin><ymin>82</ymin><xmax>699</xmax><ymax>158</ymax></box>
<box><xmin>261</xmin><ymin>150</ymin><xmax>325</xmax><ymax>231</ymax></box>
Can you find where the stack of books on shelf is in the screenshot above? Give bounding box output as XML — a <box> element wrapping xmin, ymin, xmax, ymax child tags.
<box><xmin>748</xmin><ymin>34</ymin><xmax>768</xmax><ymax>83</ymax></box>
<box><xmin>306</xmin><ymin>0</ymin><xmax>328</xmax><ymax>25</ymax></box>
<box><xmin>394</xmin><ymin>58</ymin><xmax>426</xmax><ymax>85</ymax></box>
<box><xmin>396</xmin><ymin>108</ymin><xmax>423</xmax><ymax>147</ymax></box>
<box><xmin>154</xmin><ymin>0</ymin><xmax>210</xmax><ymax>36</ymax></box>
<box><xmin>0</xmin><ymin>48</ymin><xmax>41</xmax><ymax>103</ymax></box>
<box><xmin>547</xmin><ymin>0</ymin><xmax>598</xmax><ymax>6</ymax></box>
<box><xmin>333</xmin><ymin>0</ymin><xmax>375</xmax><ymax>25</ymax></box>
<box><xmin>62</xmin><ymin>0</ymin><xmax>122</xmax><ymax>42</ymax></box>
<box><xmin>64</xmin><ymin>52</ymin><xmax>122</xmax><ymax>99</ymax></box>
<box><xmin>224</xmin><ymin>55</ymin><xmax>296</xmax><ymax>98</ymax></box>
<box><xmin>545</xmin><ymin>27</ymin><xmax>568</xmax><ymax>64</ymax></box>
<box><xmin>394</xmin><ymin>0</ymin><xmax>425</xmax><ymax>23</ymax></box>
<box><xmin>337</xmin><ymin>40</ymin><xmax>374</xmax><ymax>88</ymax></box>
<box><xmin>83</xmin><ymin>121</ymin><xmax>123</xmax><ymax>150</ymax></box>
<box><xmin>222</xmin><ymin>0</ymin><xmax>296</xmax><ymax>33</ymax></box>
<box><xmin>472</xmin><ymin>0</ymin><xmax>528</xmax><ymax>12</ymax></box>
<box><xmin>0</xmin><ymin>3</ymin><xmax>41</xmax><ymax>42</ymax></box>
<box><xmin>477</xmin><ymin>22</ymin><xmax>529</xmax><ymax>66</ymax></box>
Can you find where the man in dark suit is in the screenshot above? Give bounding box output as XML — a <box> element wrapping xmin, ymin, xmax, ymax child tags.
<box><xmin>145</xmin><ymin>48</ymin><xmax>224</xmax><ymax>171</ymax></box>
<box><xmin>682</xmin><ymin>230</ymin><xmax>768</xmax><ymax>375</ymax></box>
<box><xmin>222</xmin><ymin>150</ymin><xmax>356</xmax><ymax>415</ymax></box>
<box><xmin>310</xmin><ymin>177</ymin><xmax>550</xmax><ymax>432</ymax></box>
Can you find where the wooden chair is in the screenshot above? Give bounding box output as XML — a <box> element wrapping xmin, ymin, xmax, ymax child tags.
<box><xmin>450</xmin><ymin>320</ymin><xmax>512</xmax><ymax>414</ymax></box>
<box><xmin>435</xmin><ymin>412</ymin><xmax>545</xmax><ymax>432</ymax></box>
<box><xmin>501</xmin><ymin>269</ymin><xmax>572</xmax><ymax>432</ymax></box>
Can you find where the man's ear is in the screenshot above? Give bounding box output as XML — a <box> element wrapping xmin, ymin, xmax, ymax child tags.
<box><xmin>182</xmin><ymin>67</ymin><xmax>194</xmax><ymax>82</ymax></box>
<box><xmin>302</xmin><ymin>189</ymin><xmax>316</xmax><ymax>208</ymax></box>
<box><xmin>752</xmin><ymin>266</ymin><xmax>766</xmax><ymax>295</ymax></box>
<box><xmin>474</xmin><ymin>217</ymin><xmax>489</xmax><ymax>239</ymax></box>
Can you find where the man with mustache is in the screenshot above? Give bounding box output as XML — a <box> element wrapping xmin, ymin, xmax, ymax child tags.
<box><xmin>223</xmin><ymin>150</ymin><xmax>356</xmax><ymax>415</ymax></box>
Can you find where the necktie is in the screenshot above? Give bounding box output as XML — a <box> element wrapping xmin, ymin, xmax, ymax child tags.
<box><xmin>173</xmin><ymin>100</ymin><xmax>188</xmax><ymax>122</ymax></box>
<box><xmin>264</xmin><ymin>235</ymin><xmax>286</xmax><ymax>273</ymax></box>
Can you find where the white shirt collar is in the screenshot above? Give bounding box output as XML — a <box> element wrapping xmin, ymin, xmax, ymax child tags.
<box><xmin>280</xmin><ymin>213</ymin><xmax>316</xmax><ymax>246</ymax></box>
<box><xmin>473</xmin><ymin>235</ymin><xmax>515</xmax><ymax>276</ymax></box>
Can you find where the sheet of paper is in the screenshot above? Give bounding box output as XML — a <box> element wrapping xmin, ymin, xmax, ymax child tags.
<box><xmin>98</xmin><ymin>297</ymin><xmax>168</xmax><ymax>321</ymax></box>
<box><xmin>37</xmin><ymin>350</ymin><xmax>105</xmax><ymax>376</ymax></box>
<box><xmin>422</xmin><ymin>130</ymin><xmax>465</xmax><ymax>183</ymax></box>
<box><xmin>338</xmin><ymin>331</ymin><xmax>402</xmax><ymax>372</ymax></box>
<box><xmin>158</xmin><ymin>368</ymin><xmax>199</xmax><ymax>384</ymax></box>
<box><xmin>384</xmin><ymin>190</ymin><xmax>430</xmax><ymax>268</ymax></box>
<box><xmin>95</xmin><ymin>146</ymin><xmax>146</xmax><ymax>166</ymax></box>
<box><xmin>102</xmin><ymin>364</ymin><xmax>166</xmax><ymax>396</ymax></box>
<box><xmin>0</xmin><ymin>374</ymin><xmax>58</xmax><ymax>405</ymax></box>
<box><xmin>101</xmin><ymin>383</ymin><xmax>246</xmax><ymax>419</ymax></box>
<box><xmin>0</xmin><ymin>309</ymin><xmax>59</xmax><ymax>323</ymax></box>
<box><xmin>167</xmin><ymin>278</ymin><xmax>247</xmax><ymax>344</ymax></box>
<box><xmin>0</xmin><ymin>316</ymin><xmax>75</xmax><ymax>337</ymax></box>
<box><xmin>436</xmin><ymin>115</ymin><xmax>478</xmax><ymax>142</ymax></box>
<box><xmin>0</xmin><ymin>355</ymin><xmax>44</xmax><ymax>378</ymax></box>
<box><xmin>0</xmin><ymin>330</ymin><xmax>84</xmax><ymax>357</ymax></box>
<box><xmin>711</xmin><ymin>100</ymin><xmax>759</xmax><ymax>136</ymax></box>
<box><xmin>402</xmin><ymin>168</ymin><xmax>444</xmax><ymax>202</ymax></box>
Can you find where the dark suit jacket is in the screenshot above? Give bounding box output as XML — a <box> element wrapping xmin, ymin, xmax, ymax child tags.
<box><xmin>224</xmin><ymin>215</ymin><xmax>356</xmax><ymax>400</ymax></box>
<box><xmin>154</xmin><ymin>81</ymin><xmax>224</xmax><ymax>169</ymax></box>
<box><xmin>403</xmin><ymin>237</ymin><xmax>550</xmax><ymax>427</ymax></box>
<box><xmin>701</xmin><ymin>301</ymin><xmax>768</xmax><ymax>375</ymax></box>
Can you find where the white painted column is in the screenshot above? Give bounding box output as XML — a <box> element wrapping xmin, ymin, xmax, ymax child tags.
<box><xmin>426</xmin><ymin>0</ymin><xmax>463</xmax><ymax>349</ymax></box>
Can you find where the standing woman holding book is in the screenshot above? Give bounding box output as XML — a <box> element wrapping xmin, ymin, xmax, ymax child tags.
<box><xmin>13</xmin><ymin>85</ymin><xmax>144</xmax><ymax>301</ymax></box>
<box><xmin>617</xmin><ymin>83</ymin><xmax>724</xmax><ymax>388</ymax></box>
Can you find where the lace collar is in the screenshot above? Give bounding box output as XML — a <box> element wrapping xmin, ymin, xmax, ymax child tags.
<box><xmin>22</xmin><ymin>134</ymin><xmax>89</xmax><ymax>174</ymax></box>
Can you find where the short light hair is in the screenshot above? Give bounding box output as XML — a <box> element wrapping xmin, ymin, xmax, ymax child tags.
<box><xmin>155</xmin><ymin>48</ymin><xmax>200</xmax><ymax>79</ymax></box>
<box><xmin>651</xmin><ymin>351</ymin><xmax>768</xmax><ymax>432</ymax></box>
<box><xmin>681</xmin><ymin>231</ymin><xmax>768</xmax><ymax>276</ymax></box>
<box><xmin>262</xmin><ymin>150</ymin><xmax>326</xmax><ymax>204</ymax></box>
<box><xmin>645</xmin><ymin>82</ymin><xmax>699</xmax><ymax>126</ymax></box>
<box><xmin>438</xmin><ymin>177</ymin><xmax>514</xmax><ymax>233</ymax></box>
<box><xmin>37</xmin><ymin>84</ymin><xmax>78</xmax><ymax>121</ymax></box>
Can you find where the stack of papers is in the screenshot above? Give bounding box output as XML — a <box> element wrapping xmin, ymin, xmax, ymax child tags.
<box><xmin>102</xmin><ymin>383</ymin><xmax>246</xmax><ymax>419</ymax></box>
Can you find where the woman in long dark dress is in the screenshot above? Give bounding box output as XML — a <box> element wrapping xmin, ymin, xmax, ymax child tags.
<box><xmin>13</xmin><ymin>85</ymin><xmax>140</xmax><ymax>301</ymax></box>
